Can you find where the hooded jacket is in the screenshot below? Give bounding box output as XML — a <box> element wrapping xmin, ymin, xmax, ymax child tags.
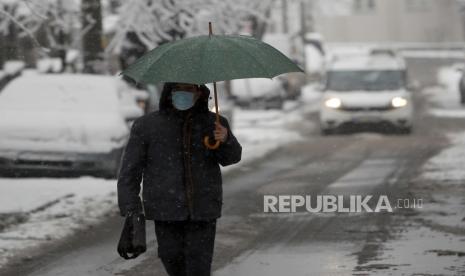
<box><xmin>117</xmin><ymin>83</ymin><xmax>242</xmax><ymax>220</ymax></box>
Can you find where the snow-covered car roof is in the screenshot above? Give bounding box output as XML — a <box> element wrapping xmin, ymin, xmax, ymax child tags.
<box><xmin>0</xmin><ymin>74</ymin><xmax>131</xmax><ymax>153</ymax></box>
<box><xmin>230</xmin><ymin>78</ymin><xmax>284</xmax><ymax>99</ymax></box>
<box><xmin>0</xmin><ymin>74</ymin><xmax>126</xmax><ymax>112</ymax></box>
<box><xmin>328</xmin><ymin>54</ymin><xmax>406</xmax><ymax>71</ymax></box>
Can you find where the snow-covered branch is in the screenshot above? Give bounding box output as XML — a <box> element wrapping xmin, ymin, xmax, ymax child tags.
<box><xmin>106</xmin><ymin>0</ymin><xmax>275</xmax><ymax>54</ymax></box>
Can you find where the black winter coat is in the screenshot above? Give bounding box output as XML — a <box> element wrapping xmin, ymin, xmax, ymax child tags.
<box><xmin>117</xmin><ymin>84</ymin><xmax>242</xmax><ymax>220</ymax></box>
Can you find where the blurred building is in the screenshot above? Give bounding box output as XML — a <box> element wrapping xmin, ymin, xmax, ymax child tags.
<box><xmin>313</xmin><ymin>0</ymin><xmax>465</xmax><ymax>43</ymax></box>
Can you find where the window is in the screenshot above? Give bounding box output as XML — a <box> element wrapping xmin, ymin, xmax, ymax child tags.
<box><xmin>353</xmin><ymin>0</ymin><xmax>376</xmax><ymax>13</ymax></box>
<box><xmin>327</xmin><ymin>70</ymin><xmax>406</xmax><ymax>91</ymax></box>
<box><xmin>405</xmin><ymin>0</ymin><xmax>431</xmax><ymax>12</ymax></box>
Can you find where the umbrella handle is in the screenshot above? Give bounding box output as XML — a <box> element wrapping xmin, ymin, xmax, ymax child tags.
<box><xmin>203</xmin><ymin>136</ymin><xmax>220</xmax><ymax>150</ymax></box>
<box><xmin>203</xmin><ymin>22</ymin><xmax>221</xmax><ymax>151</ymax></box>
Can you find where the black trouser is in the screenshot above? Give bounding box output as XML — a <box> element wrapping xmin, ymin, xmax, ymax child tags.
<box><xmin>154</xmin><ymin>219</ymin><xmax>217</xmax><ymax>276</ymax></box>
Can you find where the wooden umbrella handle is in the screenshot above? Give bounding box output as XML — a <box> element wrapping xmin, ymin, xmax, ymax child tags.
<box><xmin>204</xmin><ymin>136</ymin><xmax>220</xmax><ymax>149</ymax></box>
<box><xmin>203</xmin><ymin>80</ymin><xmax>221</xmax><ymax>150</ymax></box>
<box><xmin>203</xmin><ymin>22</ymin><xmax>221</xmax><ymax>150</ymax></box>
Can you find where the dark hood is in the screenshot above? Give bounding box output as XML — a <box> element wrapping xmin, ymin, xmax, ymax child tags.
<box><xmin>159</xmin><ymin>82</ymin><xmax>210</xmax><ymax>114</ymax></box>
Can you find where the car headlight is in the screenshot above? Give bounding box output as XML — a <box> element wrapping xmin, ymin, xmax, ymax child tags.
<box><xmin>391</xmin><ymin>97</ymin><xmax>408</xmax><ymax>108</ymax></box>
<box><xmin>325</xmin><ymin>98</ymin><xmax>342</xmax><ymax>109</ymax></box>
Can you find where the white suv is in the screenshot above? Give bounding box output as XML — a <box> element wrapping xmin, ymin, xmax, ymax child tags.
<box><xmin>319</xmin><ymin>54</ymin><xmax>413</xmax><ymax>135</ymax></box>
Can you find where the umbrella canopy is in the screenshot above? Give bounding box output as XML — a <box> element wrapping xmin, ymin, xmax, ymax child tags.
<box><xmin>121</xmin><ymin>34</ymin><xmax>304</xmax><ymax>85</ymax></box>
<box><xmin>121</xmin><ymin>23</ymin><xmax>304</xmax><ymax>150</ymax></box>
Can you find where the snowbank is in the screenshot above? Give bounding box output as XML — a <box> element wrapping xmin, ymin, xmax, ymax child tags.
<box><xmin>424</xmin><ymin>66</ymin><xmax>464</xmax><ymax>118</ymax></box>
<box><xmin>0</xmin><ymin>177</ymin><xmax>117</xmax><ymax>267</ymax></box>
<box><xmin>223</xmin><ymin>101</ymin><xmax>308</xmax><ymax>171</ymax></box>
<box><xmin>421</xmin><ymin>131</ymin><xmax>465</xmax><ymax>184</ymax></box>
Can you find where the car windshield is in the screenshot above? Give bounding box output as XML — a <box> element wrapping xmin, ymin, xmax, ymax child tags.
<box><xmin>327</xmin><ymin>70</ymin><xmax>406</xmax><ymax>91</ymax></box>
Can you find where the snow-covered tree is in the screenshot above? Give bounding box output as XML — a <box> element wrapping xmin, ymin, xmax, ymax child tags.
<box><xmin>81</xmin><ymin>0</ymin><xmax>104</xmax><ymax>73</ymax></box>
<box><xmin>0</xmin><ymin>0</ymin><xmax>80</xmax><ymax>68</ymax></box>
<box><xmin>106</xmin><ymin>0</ymin><xmax>275</xmax><ymax>56</ymax></box>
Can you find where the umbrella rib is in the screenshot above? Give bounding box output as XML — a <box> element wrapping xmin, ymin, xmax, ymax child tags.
<box><xmin>225</xmin><ymin>38</ymin><xmax>274</xmax><ymax>79</ymax></box>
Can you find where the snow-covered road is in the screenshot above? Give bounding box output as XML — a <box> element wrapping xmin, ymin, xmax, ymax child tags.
<box><xmin>2</xmin><ymin>67</ymin><xmax>465</xmax><ymax>275</ymax></box>
<box><xmin>0</xmin><ymin>94</ymin><xmax>319</xmax><ymax>269</ymax></box>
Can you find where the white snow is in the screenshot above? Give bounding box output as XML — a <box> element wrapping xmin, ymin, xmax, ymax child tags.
<box><xmin>421</xmin><ymin>131</ymin><xmax>465</xmax><ymax>184</ymax></box>
<box><xmin>401</xmin><ymin>50</ymin><xmax>465</xmax><ymax>59</ymax></box>
<box><xmin>0</xmin><ymin>74</ymin><xmax>122</xmax><ymax>111</ymax></box>
<box><xmin>416</xmin><ymin>131</ymin><xmax>465</xmax><ymax>232</ymax></box>
<box><xmin>0</xmin><ymin>177</ymin><xmax>115</xmax><ymax>215</ymax></box>
<box><xmin>223</xmin><ymin>101</ymin><xmax>309</xmax><ymax>171</ymax></box>
<box><xmin>300</xmin><ymin>83</ymin><xmax>323</xmax><ymax>112</ymax></box>
<box><xmin>230</xmin><ymin>78</ymin><xmax>285</xmax><ymax>99</ymax></box>
<box><xmin>0</xmin><ymin>177</ymin><xmax>117</xmax><ymax>267</ymax></box>
<box><xmin>0</xmin><ymin>92</ymin><xmax>314</xmax><ymax>269</ymax></box>
<box><xmin>357</xmin><ymin>226</ymin><xmax>465</xmax><ymax>275</ymax></box>
<box><xmin>304</xmin><ymin>44</ymin><xmax>325</xmax><ymax>75</ymax></box>
<box><xmin>37</xmin><ymin>58</ymin><xmax>63</xmax><ymax>73</ymax></box>
<box><xmin>3</xmin><ymin>60</ymin><xmax>25</xmax><ymax>75</ymax></box>
<box><xmin>0</xmin><ymin>74</ymin><xmax>131</xmax><ymax>154</ymax></box>
<box><xmin>425</xmin><ymin>65</ymin><xmax>464</xmax><ymax>118</ymax></box>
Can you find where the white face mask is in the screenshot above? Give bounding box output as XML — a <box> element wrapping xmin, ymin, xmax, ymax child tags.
<box><xmin>172</xmin><ymin>91</ymin><xmax>197</xmax><ymax>110</ymax></box>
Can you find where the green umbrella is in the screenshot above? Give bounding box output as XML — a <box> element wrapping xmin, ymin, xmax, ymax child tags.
<box><xmin>122</xmin><ymin>23</ymin><xmax>304</xmax><ymax>149</ymax></box>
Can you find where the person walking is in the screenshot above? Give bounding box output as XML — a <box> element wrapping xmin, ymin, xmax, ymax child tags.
<box><xmin>117</xmin><ymin>82</ymin><xmax>242</xmax><ymax>276</ymax></box>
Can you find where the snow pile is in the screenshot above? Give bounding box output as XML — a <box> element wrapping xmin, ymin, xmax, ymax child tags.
<box><xmin>305</xmin><ymin>45</ymin><xmax>325</xmax><ymax>75</ymax></box>
<box><xmin>422</xmin><ymin>132</ymin><xmax>465</xmax><ymax>184</ymax></box>
<box><xmin>37</xmin><ymin>58</ymin><xmax>63</xmax><ymax>73</ymax></box>
<box><xmin>300</xmin><ymin>83</ymin><xmax>323</xmax><ymax>113</ymax></box>
<box><xmin>3</xmin><ymin>61</ymin><xmax>25</xmax><ymax>75</ymax></box>
<box><xmin>0</xmin><ymin>74</ymin><xmax>131</xmax><ymax>154</ymax></box>
<box><xmin>417</xmin><ymin>131</ymin><xmax>465</xmax><ymax>231</ymax></box>
<box><xmin>0</xmin><ymin>177</ymin><xmax>117</xmax><ymax>268</ymax></box>
<box><xmin>227</xmin><ymin>103</ymin><xmax>305</xmax><ymax>168</ymax></box>
<box><xmin>437</xmin><ymin>65</ymin><xmax>461</xmax><ymax>96</ymax></box>
<box><xmin>424</xmin><ymin>66</ymin><xmax>465</xmax><ymax>118</ymax></box>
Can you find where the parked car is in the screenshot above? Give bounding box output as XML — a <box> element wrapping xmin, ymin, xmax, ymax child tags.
<box><xmin>230</xmin><ymin>78</ymin><xmax>286</xmax><ymax>110</ymax></box>
<box><xmin>319</xmin><ymin>53</ymin><xmax>413</xmax><ymax>135</ymax></box>
<box><xmin>0</xmin><ymin>74</ymin><xmax>135</xmax><ymax>178</ymax></box>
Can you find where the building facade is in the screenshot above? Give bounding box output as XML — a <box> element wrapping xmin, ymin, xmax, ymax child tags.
<box><xmin>313</xmin><ymin>0</ymin><xmax>465</xmax><ymax>43</ymax></box>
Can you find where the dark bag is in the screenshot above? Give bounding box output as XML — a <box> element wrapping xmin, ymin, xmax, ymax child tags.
<box><xmin>117</xmin><ymin>211</ymin><xmax>146</xmax><ymax>259</ymax></box>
